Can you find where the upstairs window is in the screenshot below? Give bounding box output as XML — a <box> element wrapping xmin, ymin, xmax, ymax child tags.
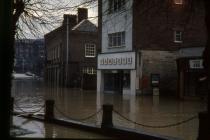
<box><xmin>174</xmin><ymin>31</ymin><xmax>183</xmax><ymax>43</ymax></box>
<box><xmin>85</xmin><ymin>44</ymin><xmax>96</xmax><ymax>57</ymax></box>
<box><xmin>174</xmin><ymin>0</ymin><xmax>183</xmax><ymax>4</ymax></box>
<box><xmin>108</xmin><ymin>31</ymin><xmax>125</xmax><ymax>48</ymax></box>
<box><xmin>109</xmin><ymin>0</ymin><xmax>125</xmax><ymax>14</ymax></box>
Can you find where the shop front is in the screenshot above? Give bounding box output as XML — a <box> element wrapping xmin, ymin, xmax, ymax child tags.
<box><xmin>97</xmin><ymin>52</ymin><xmax>136</xmax><ymax>95</ymax></box>
<box><xmin>177</xmin><ymin>57</ymin><xmax>208</xmax><ymax>99</ymax></box>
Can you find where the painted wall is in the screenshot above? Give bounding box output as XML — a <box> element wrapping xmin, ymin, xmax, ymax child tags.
<box><xmin>101</xmin><ymin>0</ymin><xmax>133</xmax><ymax>53</ymax></box>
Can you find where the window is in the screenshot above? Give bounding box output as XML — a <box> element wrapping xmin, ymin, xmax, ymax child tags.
<box><xmin>109</xmin><ymin>0</ymin><xmax>125</xmax><ymax>13</ymax></box>
<box><xmin>174</xmin><ymin>31</ymin><xmax>183</xmax><ymax>43</ymax></box>
<box><xmin>174</xmin><ymin>0</ymin><xmax>183</xmax><ymax>4</ymax></box>
<box><xmin>83</xmin><ymin>67</ymin><xmax>96</xmax><ymax>75</ymax></box>
<box><xmin>108</xmin><ymin>31</ymin><xmax>125</xmax><ymax>48</ymax></box>
<box><xmin>85</xmin><ymin>44</ymin><xmax>96</xmax><ymax>57</ymax></box>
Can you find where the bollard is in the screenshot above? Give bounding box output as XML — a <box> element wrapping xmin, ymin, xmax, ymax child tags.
<box><xmin>10</xmin><ymin>97</ymin><xmax>14</xmax><ymax>126</ymax></box>
<box><xmin>197</xmin><ymin>111</ymin><xmax>209</xmax><ymax>140</ymax></box>
<box><xmin>45</xmin><ymin>100</ymin><xmax>54</xmax><ymax>120</ymax></box>
<box><xmin>101</xmin><ymin>104</ymin><xmax>113</xmax><ymax>128</ymax></box>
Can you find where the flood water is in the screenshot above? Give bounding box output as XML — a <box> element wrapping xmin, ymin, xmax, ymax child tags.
<box><xmin>12</xmin><ymin>79</ymin><xmax>207</xmax><ymax>139</ymax></box>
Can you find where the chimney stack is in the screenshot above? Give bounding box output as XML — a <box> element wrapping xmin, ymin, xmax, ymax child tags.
<box><xmin>77</xmin><ymin>8</ymin><xmax>88</xmax><ymax>23</ymax></box>
<box><xmin>63</xmin><ymin>14</ymin><xmax>77</xmax><ymax>29</ymax></box>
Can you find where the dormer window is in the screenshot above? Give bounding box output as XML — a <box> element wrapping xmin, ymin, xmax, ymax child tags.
<box><xmin>109</xmin><ymin>0</ymin><xmax>125</xmax><ymax>14</ymax></box>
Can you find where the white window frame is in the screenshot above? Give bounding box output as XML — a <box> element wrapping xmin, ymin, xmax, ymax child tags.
<box><xmin>83</xmin><ymin>67</ymin><xmax>96</xmax><ymax>75</ymax></box>
<box><xmin>85</xmin><ymin>44</ymin><xmax>96</xmax><ymax>58</ymax></box>
<box><xmin>108</xmin><ymin>31</ymin><xmax>125</xmax><ymax>48</ymax></box>
<box><xmin>174</xmin><ymin>31</ymin><xmax>183</xmax><ymax>43</ymax></box>
<box><xmin>174</xmin><ymin>0</ymin><xmax>183</xmax><ymax>5</ymax></box>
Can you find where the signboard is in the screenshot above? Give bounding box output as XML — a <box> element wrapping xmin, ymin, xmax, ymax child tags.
<box><xmin>151</xmin><ymin>74</ymin><xmax>160</xmax><ymax>87</ymax></box>
<box><xmin>189</xmin><ymin>59</ymin><xmax>204</xmax><ymax>69</ymax></box>
<box><xmin>97</xmin><ymin>52</ymin><xmax>136</xmax><ymax>70</ymax></box>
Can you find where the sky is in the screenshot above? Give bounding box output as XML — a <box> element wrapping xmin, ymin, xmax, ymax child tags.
<box><xmin>19</xmin><ymin>0</ymin><xmax>98</xmax><ymax>39</ymax></box>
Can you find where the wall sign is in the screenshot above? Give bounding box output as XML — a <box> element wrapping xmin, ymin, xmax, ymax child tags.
<box><xmin>97</xmin><ymin>52</ymin><xmax>136</xmax><ymax>69</ymax></box>
<box><xmin>189</xmin><ymin>59</ymin><xmax>204</xmax><ymax>69</ymax></box>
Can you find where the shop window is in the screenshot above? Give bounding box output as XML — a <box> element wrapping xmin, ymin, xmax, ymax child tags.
<box><xmin>85</xmin><ymin>44</ymin><xmax>96</xmax><ymax>57</ymax></box>
<box><xmin>174</xmin><ymin>31</ymin><xmax>183</xmax><ymax>43</ymax></box>
<box><xmin>123</xmin><ymin>73</ymin><xmax>130</xmax><ymax>88</ymax></box>
<box><xmin>108</xmin><ymin>31</ymin><xmax>125</xmax><ymax>48</ymax></box>
<box><xmin>109</xmin><ymin>0</ymin><xmax>125</xmax><ymax>14</ymax></box>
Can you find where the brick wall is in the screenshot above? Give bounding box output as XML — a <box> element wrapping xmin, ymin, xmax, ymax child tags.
<box><xmin>133</xmin><ymin>0</ymin><xmax>207</xmax><ymax>51</ymax></box>
<box><xmin>140</xmin><ymin>50</ymin><xmax>178</xmax><ymax>95</ymax></box>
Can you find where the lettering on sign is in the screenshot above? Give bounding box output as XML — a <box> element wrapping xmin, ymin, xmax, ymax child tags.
<box><xmin>100</xmin><ymin>57</ymin><xmax>133</xmax><ymax>65</ymax></box>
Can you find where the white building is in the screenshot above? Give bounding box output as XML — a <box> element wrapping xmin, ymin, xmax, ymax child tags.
<box><xmin>97</xmin><ymin>0</ymin><xmax>139</xmax><ymax>95</ymax></box>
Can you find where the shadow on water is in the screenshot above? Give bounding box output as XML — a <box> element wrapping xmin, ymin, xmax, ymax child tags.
<box><xmin>12</xmin><ymin>79</ymin><xmax>207</xmax><ymax>139</ymax></box>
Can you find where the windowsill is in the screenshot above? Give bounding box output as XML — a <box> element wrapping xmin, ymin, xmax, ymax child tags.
<box><xmin>85</xmin><ymin>56</ymin><xmax>96</xmax><ymax>58</ymax></box>
<box><xmin>108</xmin><ymin>45</ymin><xmax>126</xmax><ymax>49</ymax></box>
<box><xmin>174</xmin><ymin>41</ymin><xmax>183</xmax><ymax>43</ymax></box>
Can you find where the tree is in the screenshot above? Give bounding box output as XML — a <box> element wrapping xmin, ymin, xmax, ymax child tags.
<box><xmin>0</xmin><ymin>0</ymin><xmax>209</xmax><ymax>138</ymax></box>
<box><xmin>1</xmin><ymin>0</ymin><xmax>97</xmax><ymax>138</ymax></box>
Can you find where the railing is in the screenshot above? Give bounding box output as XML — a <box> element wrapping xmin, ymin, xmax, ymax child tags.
<box><xmin>12</xmin><ymin>98</ymin><xmax>198</xmax><ymax>129</ymax></box>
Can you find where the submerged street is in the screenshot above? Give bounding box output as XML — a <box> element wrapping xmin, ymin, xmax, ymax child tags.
<box><xmin>11</xmin><ymin>79</ymin><xmax>207</xmax><ymax>139</ymax></box>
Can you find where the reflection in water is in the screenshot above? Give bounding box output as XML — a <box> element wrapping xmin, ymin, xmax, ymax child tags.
<box><xmin>12</xmin><ymin>79</ymin><xmax>207</xmax><ymax>139</ymax></box>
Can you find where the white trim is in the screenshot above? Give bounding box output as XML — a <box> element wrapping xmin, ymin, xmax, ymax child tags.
<box><xmin>85</xmin><ymin>43</ymin><xmax>96</xmax><ymax>58</ymax></box>
<box><xmin>174</xmin><ymin>30</ymin><xmax>183</xmax><ymax>43</ymax></box>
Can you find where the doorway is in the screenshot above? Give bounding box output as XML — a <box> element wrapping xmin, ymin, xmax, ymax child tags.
<box><xmin>104</xmin><ymin>70</ymin><xmax>124</xmax><ymax>94</ymax></box>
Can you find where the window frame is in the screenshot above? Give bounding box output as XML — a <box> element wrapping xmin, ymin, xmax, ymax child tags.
<box><xmin>82</xmin><ymin>67</ymin><xmax>96</xmax><ymax>75</ymax></box>
<box><xmin>108</xmin><ymin>0</ymin><xmax>125</xmax><ymax>14</ymax></box>
<box><xmin>174</xmin><ymin>30</ymin><xmax>183</xmax><ymax>43</ymax></box>
<box><xmin>108</xmin><ymin>31</ymin><xmax>125</xmax><ymax>48</ymax></box>
<box><xmin>85</xmin><ymin>43</ymin><xmax>96</xmax><ymax>58</ymax></box>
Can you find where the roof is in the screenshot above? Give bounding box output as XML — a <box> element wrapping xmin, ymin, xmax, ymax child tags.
<box><xmin>72</xmin><ymin>19</ymin><xmax>97</xmax><ymax>32</ymax></box>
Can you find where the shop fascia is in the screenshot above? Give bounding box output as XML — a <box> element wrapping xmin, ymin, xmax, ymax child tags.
<box><xmin>97</xmin><ymin>52</ymin><xmax>136</xmax><ymax>69</ymax></box>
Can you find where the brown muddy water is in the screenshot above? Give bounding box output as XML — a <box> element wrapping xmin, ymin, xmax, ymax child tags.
<box><xmin>11</xmin><ymin>79</ymin><xmax>207</xmax><ymax>139</ymax></box>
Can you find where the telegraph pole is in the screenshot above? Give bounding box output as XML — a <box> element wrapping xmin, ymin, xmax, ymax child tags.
<box><xmin>65</xmin><ymin>17</ymin><xmax>69</xmax><ymax>87</ymax></box>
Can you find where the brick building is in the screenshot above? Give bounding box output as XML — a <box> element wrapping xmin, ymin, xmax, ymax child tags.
<box><xmin>45</xmin><ymin>8</ymin><xmax>98</xmax><ymax>89</ymax></box>
<box><xmin>14</xmin><ymin>39</ymin><xmax>45</xmax><ymax>76</ymax></box>
<box><xmin>97</xmin><ymin>0</ymin><xmax>207</xmax><ymax>98</ymax></box>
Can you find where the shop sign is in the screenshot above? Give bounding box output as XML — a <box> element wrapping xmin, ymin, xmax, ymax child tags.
<box><xmin>189</xmin><ymin>59</ymin><xmax>204</xmax><ymax>69</ymax></box>
<box><xmin>97</xmin><ymin>52</ymin><xmax>135</xmax><ymax>69</ymax></box>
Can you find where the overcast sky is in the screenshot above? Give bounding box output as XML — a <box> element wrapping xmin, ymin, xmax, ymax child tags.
<box><xmin>20</xmin><ymin>0</ymin><xmax>98</xmax><ymax>39</ymax></box>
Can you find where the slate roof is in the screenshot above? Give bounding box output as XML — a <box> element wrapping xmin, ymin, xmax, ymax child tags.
<box><xmin>72</xmin><ymin>19</ymin><xmax>97</xmax><ymax>32</ymax></box>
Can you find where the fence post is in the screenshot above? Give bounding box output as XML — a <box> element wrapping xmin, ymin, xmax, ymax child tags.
<box><xmin>10</xmin><ymin>97</ymin><xmax>14</xmax><ymax>126</ymax></box>
<box><xmin>45</xmin><ymin>100</ymin><xmax>54</xmax><ymax>120</ymax></box>
<box><xmin>101</xmin><ymin>104</ymin><xmax>113</xmax><ymax>128</ymax></box>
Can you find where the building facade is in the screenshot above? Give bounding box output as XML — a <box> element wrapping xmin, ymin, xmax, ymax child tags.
<box><xmin>45</xmin><ymin>8</ymin><xmax>98</xmax><ymax>89</ymax></box>
<box><xmin>14</xmin><ymin>39</ymin><xmax>45</xmax><ymax>76</ymax></box>
<box><xmin>97</xmin><ymin>0</ymin><xmax>207</xmax><ymax>98</ymax></box>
